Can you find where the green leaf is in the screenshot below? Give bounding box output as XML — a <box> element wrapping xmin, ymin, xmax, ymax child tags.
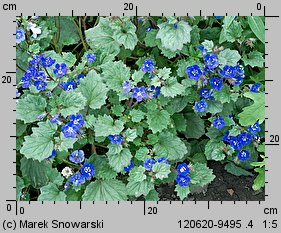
<box><xmin>152</xmin><ymin>162</ymin><xmax>171</xmax><ymax>180</ymax></box>
<box><xmin>126</xmin><ymin>179</ymin><xmax>154</xmax><ymax>197</ymax></box>
<box><xmin>205</xmin><ymin>140</ymin><xmax>226</xmax><ymax>161</ymax></box>
<box><xmin>82</xmin><ymin>179</ymin><xmax>127</xmax><ymax>201</ymax></box>
<box><xmin>58</xmin><ymin>91</ymin><xmax>86</xmax><ymax>117</ymax></box>
<box><xmin>172</xmin><ymin>113</ymin><xmax>187</xmax><ymax>132</ymax></box>
<box><xmin>218</xmin><ymin>48</ymin><xmax>241</xmax><ymax>66</ymax></box>
<box><xmin>212</xmin><ymin>85</ymin><xmax>231</xmax><ymax>104</ymax></box>
<box><xmin>154</xmin><ymin>132</ymin><xmax>188</xmax><ymax>161</ymax></box>
<box><xmin>20</xmin><ymin>157</ymin><xmax>51</xmax><ymax>188</ymax></box>
<box><xmin>225</xmin><ymin>163</ymin><xmax>253</xmax><ymax>176</ymax></box>
<box><xmin>130</xmin><ymin>109</ymin><xmax>145</xmax><ymax>123</ymax></box>
<box><xmin>252</xmin><ymin>167</ymin><xmax>265</xmax><ymax>190</ymax></box>
<box><xmin>248</xmin><ymin>16</ymin><xmax>265</xmax><ymax>44</ymax></box>
<box><xmin>78</xmin><ymin>70</ymin><xmax>108</xmax><ymax>110</ymax></box>
<box><xmin>94</xmin><ymin>114</ymin><xmax>124</xmax><ymax>137</ymax></box>
<box><xmin>220</xmin><ymin>21</ymin><xmax>243</xmax><ymax>43</ymax></box>
<box><xmin>38</xmin><ymin>183</ymin><xmax>66</xmax><ymax>201</ymax></box>
<box><xmin>58</xmin><ymin>17</ymin><xmax>80</xmax><ymax>47</ymax></box>
<box><xmin>85</xmin><ymin>17</ymin><xmax>120</xmax><ymax>56</ymax></box>
<box><xmin>242</xmin><ymin>51</ymin><xmax>265</xmax><ymax>68</ymax></box>
<box><xmin>175</xmin><ymin>185</ymin><xmax>190</xmax><ymax>201</ymax></box>
<box><xmin>147</xmin><ymin>109</ymin><xmax>170</xmax><ymax>134</ymax></box>
<box><xmin>46</xmin><ymin>168</ymin><xmax>64</xmax><ymax>186</ymax></box>
<box><xmin>206</xmin><ymin>100</ymin><xmax>223</xmax><ymax>114</ymax></box>
<box><xmin>123</xmin><ymin>128</ymin><xmax>137</xmax><ymax>142</ymax></box>
<box><xmin>111</xmin><ymin>104</ymin><xmax>125</xmax><ymax>117</ymax></box>
<box><xmin>189</xmin><ymin>163</ymin><xmax>215</xmax><ymax>186</ymax></box>
<box><xmin>108</xmin><ymin>148</ymin><xmax>132</xmax><ymax>172</ymax></box>
<box><xmin>145</xmin><ymin>189</ymin><xmax>160</xmax><ymax>201</ymax></box>
<box><xmin>57</xmin><ymin>132</ymin><xmax>77</xmax><ymax>152</ymax></box>
<box><xmin>113</xmin><ymin>19</ymin><xmax>138</xmax><ymax>50</ymax></box>
<box><xmin>183</xmin><ymin>113</ymin><xmax>205</xmax><ymax>139</ymax></box>
<box><xmin>91</xmin><ymin>156</ymin><xmax>117</xmax><ymax>180</ymax></box>
<box><xmin>16</xmin><ymin>120</ymin><xmax>27</xmax><ymax>137</ymax></box>
<box><xmin>128</xmin><ymin>166</ymin><xmax>146</xmax><ymax>182</ymax></box>
<box><xmin>101</xmin><ymin>61</ymin><xmax>131</xmax><ymax>93</ymax></box>
<box><xmin>16</xmin><ymin>94</ymin><xmax>47</xmax><ymax>123</ymax></box>
<box><xmin>62</xmin><ymin>52</ymin><xmax>77</xmax><ymax>68</ymax></box>
<box><xmin>144</xmin><ymin>29</ymin><xmax>158</xmax><ymax>47</ymax></box>
<box><xmin>107</xmin><ymin>144</ymin><xmax>123</xmax><ymax>154</ymax></box>
<box><xmin>190</xmin><ymin>153</ymin><xmax>207</xmax><ymax>164</ymax></box>
<box><xmin>161</xmin><ymin>77</ymin><xmax>185</xmax><ymax>98</ymax></box>
<box><xmin>201</xmin><ymin>40</ymin><xmax>214</xmax><ymax>52</ymax></box>
<box><xmin>16</xmin><ymin>176</ymin><xmax>25</xmax><ymax>201</ymax></box>
<box><xmin>238</xmin><ymin>92</ymin><xmax>265</xmax><ymax>126</ymax></box>
<box><xmin>20</xmin><ymin>122</ymin><xmax>57</xmax><ymax>161</ymax></box>
<box><xmin>135</xmin><ymin>147</ymin><xmax>150</xmax><ymax>161</ymax></box>
<box><xmin>156</xmin><ymin>21</ymin><xmax>192</xmax><ymax>52</ymax></box>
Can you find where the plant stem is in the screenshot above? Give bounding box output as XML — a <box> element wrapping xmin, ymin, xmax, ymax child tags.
<box><xmin>43</xmin><ymin>67</ymin><xmax>64</xmax><ymax>90</ymax></box>
<box><xmin>73</xmin><ymin>17</ymin><xmax>88</xmax><ymax>51</ymax></box>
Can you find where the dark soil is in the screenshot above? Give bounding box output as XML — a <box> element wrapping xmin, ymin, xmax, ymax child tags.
<box><xmin>158</xmin><ymin>161</ymin><xmax>265</xmax><ymax>201</ymax></box>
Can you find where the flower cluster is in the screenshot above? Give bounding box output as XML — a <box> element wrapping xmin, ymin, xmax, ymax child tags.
<box><xmin>143</xmin><ymin>157</ymin><xmax>169</xmax><ymax>171</ymax></box>
<box><xmin>175</xmin><ymin>163</ymin><xmax>191</xmax><ymax>187</ymax></box>
<box><xmin>62</xmin><ymin>114</ymin><xmax>85</xmax><ymax>138</ymax></box>
<box><xmin>123</xmin><ymin>59</ymin><xmax>161</xmax><ymax>102</ymax></box>
<box><xmin>223</xmin><ymin>122</ymin><xmax>261</xmax><ymax>161</ymax></box>
<box><xmin>65</xmin><ymin>150</ymin><xmax>95</xmax><ymax>188</ymax></box>
<box><xmin>186</xmin><ymin>48</ymin><xmax>250</xmax><ymax>113</ymax></box>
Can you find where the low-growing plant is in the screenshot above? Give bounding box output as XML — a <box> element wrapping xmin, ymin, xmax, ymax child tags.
<box><xmin>16</xmin><ymin>16</ymin><xmax>265</xmax><ymax>201</ymax></box>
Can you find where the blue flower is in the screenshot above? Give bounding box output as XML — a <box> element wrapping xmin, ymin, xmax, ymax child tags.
<box><xmin>238</xmin><ymin>150</ymin><xmax>250</xmax><ymax>161</ymax></box>
<box><xmin>16</xmin><ymin>28</ymin><xmax>25</xmax><ymax>43</ymax></box>
<box><xmin>81</xmin><ymin>162</ymin><xmax>95</xmax><ymax>179</ymax></box>
<box><xmin>176</xmin><ymin>163</ymin><xmax>190</xmax><ymax>176</ymax></box>
<box><xmin>248</xmin><ymin>122</ymin><xmax>261</xmax><ymax>134</ymax></box>
<box><xmin>50</xmin><ymin>114</ymin><xmax>61</xmax><ymax>124</ymax></box>
<box><xmin>210</xmin><ymin>77</ymin><xmax>223</xmax><ymax>91</ymax></box>
<box><xmin>142</xmin><ymin>59</ymin><xmax>154</xmax><ymax>73</ymax></box>
<box><xmin>223</xmin><ymin>131</ymin><xmax>231</xmax><ymax>143</ymax></box>
<box><xmin>219</xmin><ymin>65</ymin><xmax>236</xmax><ymax>78</ymax></box>
<box><xmin>186</xmin><ymin>65</ymin><xmax>202</xmax><ymax>80</ymax></box>
<box><xmin>213</xmin><ymin>116</ymin><xmax>225</xmax><ymax>130</ymax></box>
<box><xmin>195</xmin><ymin>100</ymin><xmax>208</xmax><ymax>112</ymax></box>
<box><xmin>16</xmin><ymin>89</ymin><xmax>21</xmax><ymax>98</ymax></box>
<box><xmin>147</xmin><ymin>85</ymin><xmax>161</xmax><ymax>98</ymax></box>
<box><xmin>87</xmin><ymin>52</ymin><xmax>96</xmax><ymax>64</ymax></box>
<box><xmin>235</xmin><ymin>64</ymin><xmax>245</xmax><ymax>76</ymax></box>
<box><xmin>24</xmin><ymin>66</ymin><xmax>38</xmax><ymax>78</ymax></box>
<box><xmin>215</xmin><ymin>16</ymin><xmax>222</xmax><ymax>19</ymax></box>
<box><xmin>238</xmin><ymin>132</ymin><xmax>252</xmax><ymax>145</ymax></box>
<box><xmin>47</xmin><ymin>149</ymin><xmax>56</xmax><ymax>160</ymax></box>
<box><xmin>176</xmin><ymin>175</ymin><xmax>191</xmax><ymax>187</ymax></box>
<box><xmin>69</xmin><ymin>172</ymin><xmax>86</xmax><ymax>186</ymax></box>
<box><xmin>108</xmin><ymin>134</ymin><xmax>123</xmax><ymax>145</ymax></box>
<box><xmin>34</xmin><ymin>81</ymin><xmax>47</xmax><ymax>91</ymax></box>
<box><xmin>229</xmin><ymin>136</ymin><xmax>243</xmax><ymax>150</ymax></box>
<box><xmin>64</xmin><ymin>182</ymin><xmax>70</xmax><ymax>190</ymax></box>
<box><xmin>62</xmin><ymin>122</ymin><xmax>79</xmax><ymax>138</ymax></box>
<box><xmin>234</xmin><ymin>76</ymin><xmax>244</xmax><ymax>86</ymax></box>
<box><xmin>34</xmin><ymin>71</ymin><xmax>47</xmax><ymax>82</ymax></box>
<box><xmin>197</xmin><ymin>45</ymin><xmax>207</xmax><ymax>54</ymax></box>
<box><xmin>42</xmin><ymin>56</ymin><xmax>56</xmax><ymax>67</ymax></box>
<box><xmin>22</xmin><ymin>78</ymin><xmax>31</xmax><ymax>89</ymax></box>
<box><xmin>124</xmin><ymin>160</ymin><xmax>135</xmax><ymax>172</ymax></box>
<box><xmin>69</xmin><ymin>150</ymin><xmax>85</xmax><ymax>164</ymax></box>
<box><xmin>132</xmin><ymin>86</ymin><xmax>148</xmax><ymax>102</ymax></box>
<box><xmin>75</xmin><ymin>74</ymin><xmax>85</xmax><ymax>84</ymax></box>
<box><xmin>64</xmin><ymin>81</ymin><xmax>76</xmax><ymax>91</ymax></box>
<box><xmin>250</xmin><ymin>83</ymin><xmax>261</xmax><ymax>93</ymax></box>
<box><xmin>70</xmin><ymin>114</ymin><xmax>84</xmax><ymax>129</ymax></box>
<box><xmin>173</xmin><ymin>23</ymin><xmax>178</xmax><ymax>29</ymax></box>
<box><xmin>200</xmin><ymin>88</ymin><xmax>213</xmax><ymax>99</ymax></box>
<box><xmin>157</xmin><ymin>157</ymin><xmax>169</xmax><ymax>164</ymax></box>
<box><xmin>123</xmin><ymin>80</ymin><xmax>133</xmax><ymax>94</ymax></box>
<box><xmin>29</xmin><ymin>54</ymin><xmax>43</xmax><ymax>65</ymax></box>
<box><xmin>53</xmin><ymin>63</ymin><xmax>68</xmax><ymax>77</ymax></box>
<box><xmin>143</xmin><ymin>158</ymin><xmax>156</xmax><ymax>171</ymax></box>
<box><xmin>253</xmin><ymin>135</ymin><xmax>260</xmax><ymax>141</ymax></box>
<box><xmin>146</xmin><ymin>26</ymin><xmax>152</xmax><ymax>32</ymax></box>
<box><xmin>138</xmin><ymin>17</ymin><xmax>143</xmax><ymax>22</ymax></box>
<box><xmin>204</xmin><ymin>53</ymin><xmax>219</xmax><ymax>69</ymax></box>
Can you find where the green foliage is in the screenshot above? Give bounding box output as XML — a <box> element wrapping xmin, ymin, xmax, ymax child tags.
<box><xmin>16</xmin><ymin>16</ymin><xmax>265</xmax><ymax>201</ymax></box>
<box><xmin>16</xmin><ymin>94</ymin><xmax>47</xmax><ymax>123</ymax></box>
